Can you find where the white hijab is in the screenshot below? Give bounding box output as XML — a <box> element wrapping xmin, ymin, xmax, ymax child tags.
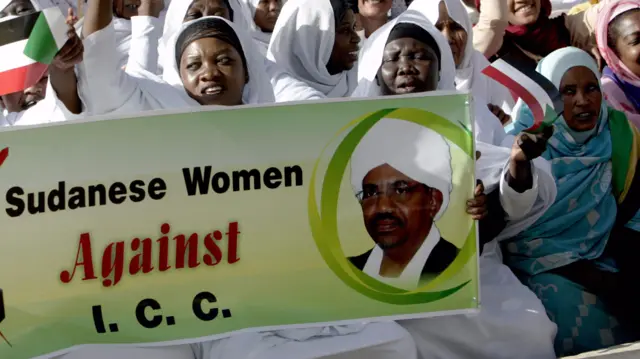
<box><xmin>409</xmin><ymin>0</ymin><xmax>513</xmax><ymax>113</ymax></box>
<box><xmin>267</xmin><ymin>0</ymin><xmax>358</xmax><ymax>99</ymax></box>
<box><xmin>160</xmin><ymin>0</ymin><xmax>250</xmax><ymax>72</ymax></box>
<box><xmin>352</xmin><ymin>10</ymin><xmax>456</xmax><ymax>98</ymax></box>
<box><xmin>238</xmin><ymin>0</ymin><xmax>271</xmax><ymax>55</ymax></box>
<box><xmin>162</xmin><ymin>16</ymin><xmax>274</xmax><ymax>105</ymax></box>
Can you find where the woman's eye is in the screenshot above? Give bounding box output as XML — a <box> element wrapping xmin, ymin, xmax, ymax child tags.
<box><xmin>186</xmin><ymin>62</ymin><xmax>201</xmax><ymax>71</ymax></box>
<box><xmin>217</xmin><ymin>57</ymin><xmax>231</xmax><ymax>65</ymax></box>
<box><xmin>184</xmin><ymin>11</ymin><xmax>201</xmax><ymax>20</ymax></box>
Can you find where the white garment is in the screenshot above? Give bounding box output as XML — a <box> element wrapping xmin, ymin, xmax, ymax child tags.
<box><xmin>267</xmin><ymin>0</ymin><xmax>358</xmax><ymax>101</ymax></box>
<box><xmin>409</xmin><ymin>0</ymin><xmax>514</xmax><ymax>115</ymax></box>
<box><xmin>363</xmin><ymin>227</ymin><xmax>442</xmax><ymax>290</ymax></box>
<box><xmin>76</xmin><ymin>16</ymin><xmax>273</xmax><ymax>117</ymax></box>
<box><xmin>55</xmin><ymin>322</ymin><xmax>416</xmax><ymax>359</ymax></box>
<box><xmin>159</xmin><ymin>0</ymin><xmax>250</xmax><ymax>75</ymax></box>
<box><xmin>238</xmin><ymin>0</ymin><xmax>271</xmax><ymax>56</ymax></box>
<box><xmin>351</xmin><ymin>10</ymin><xmax>557</xmax><ymax>359</ymax></box>
<box><xmin>126</xmin><ymin>16</ymin><xmax>163</xmax><ymax>75</ymax></box>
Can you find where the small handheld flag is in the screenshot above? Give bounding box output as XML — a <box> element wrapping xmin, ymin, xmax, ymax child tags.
<box><xmin>0</xmin><ymin>7</ymin><xmax>68</xmax><ymax>96</ymax></box>
<box><xmin>482</xmin><ymin>52</ymin><xmax>563</xmax><ymax>133</ymax></box>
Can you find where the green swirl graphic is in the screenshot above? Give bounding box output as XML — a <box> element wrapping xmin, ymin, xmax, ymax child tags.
<box><xmin>308</xmin><ymin>108</ymin><xmax>476</xmax><ymax>304</ymax></box>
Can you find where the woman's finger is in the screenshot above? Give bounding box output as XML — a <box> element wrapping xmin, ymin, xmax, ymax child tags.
<box><xmin>475</xmin><ymin>151</ymin><xmax>481</xmax><ymax>160</ymax></box>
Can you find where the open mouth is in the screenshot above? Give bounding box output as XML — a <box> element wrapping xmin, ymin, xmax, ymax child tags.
<box><xmin>348</xmin><ymin>50</ymin><xmax>359</xmax><ymax>61</ymax></box>
<box><xmin>573</xmin><ymin>111</ymin><xmax>596</xmax><ymax>122</ymax></box>
<box><xmin>514</xmin><ymin>3</ymin><xmax>535</xmax><ymax>14</ymax></box>
<box><xmin>201</xmin><ymin>85</ymin><xmax>224</xmax><ymax>96</ymax></box>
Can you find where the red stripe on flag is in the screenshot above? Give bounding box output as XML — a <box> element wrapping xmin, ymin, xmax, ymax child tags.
<box><xmin>482</xmin><ymin>65</ymin><xmax>544</xmax><ymax>127</ymax></box>
<box><xmin>0</xmin><ymin>62</ymin><xmax>48</xmax><ymax>96</ymax></box>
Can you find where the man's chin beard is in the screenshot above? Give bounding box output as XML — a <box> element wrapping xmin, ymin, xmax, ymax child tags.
<box><xmin>376</xmin><ymin>236</ymin><xmax>409</xmax><ymax>250</ymax></box>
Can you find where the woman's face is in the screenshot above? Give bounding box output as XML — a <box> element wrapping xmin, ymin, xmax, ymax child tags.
<box><xmin>435</xmin><ymin>1</ymin><xmax>467</xmax><ymax>67</ymax></box>
<box><xmin>507</xmin><ymin>0</ymin><xmax>540</xmax><ymax>26</ymax></box>
<box><xmin>179</xmin><ymin>37</ymin><xmax>247</xmax><ymax>106</ymax></box>
<box><xmin>357</xmin><ymin>0</ymin><xmax>391</xmax><ymax>19</ymax></box>
<box><xmin>378</xmin><ymin>37</ymin><xmax>440</xmax><ymax>95</ymax></box>
<box><xmin>559</xmin><ymin>66</ymin><xmax>601</xmax><ymax>132</ymax></box>
<box><xmin>326</xmin><ymin>9</ymin><xmax>360</xmax><ymax>75</ymax></box>
<box><xmin>612</xmin><ymin>11</ymin><xmax>640</xmax><ymax>78</ymax></box>
<box><xmin>253</xmin><ymin>0</ymin><xmax>280</xmax><ymax>33</ymax></box>
<box><xmin>184</xmin><ymin>0</ymin><xmax>231</xmax><ymax>22</ymax></box>
<box><xmin>0</xmin><ymin>0</ymin><xmax>35</xmax><ymax>18</ymax></box>
<box><xmin>113</xmin><ymin>0</ymin><xmax>141</xmax><ymax>19</ymax></box>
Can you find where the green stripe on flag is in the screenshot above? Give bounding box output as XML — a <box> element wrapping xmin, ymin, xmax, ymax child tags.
<box><xmin>23</xmin><ymin>10</ymin><xmax>63</xmax><ymax>65</ymax></box>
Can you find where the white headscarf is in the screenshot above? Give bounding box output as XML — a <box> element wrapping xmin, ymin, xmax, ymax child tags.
<box><xmin>350</xmin><ymin>118</ymin><xmax>453</xmax><ymax>221</ymax></box>
<box><xmin>408</xmin><ymin>0</ymin><xmax>514</xmax><ymax>114</ymax></box>
<box><xmin>352</xmin><ymin>10</ymin><xmax>456</xmax><ymax>98</ymax></box>
<box><xmin>267</xmin><ymin>0</ymin><xmax>358</xmax><ymax>98</ymax></box>
<box><xmin>160</xmin><ymin>0</ymin><xmax>250</xmax><ymax>71</ymax></box>
<box><xmin>237</xmin><ymin>0</ymin><xmax>271</xmax><ymax>55</ymax></box>
<box><xmin>162</xmin><ymin>16</ymin><xmax>274</xmax><ymax>104</ymax></box>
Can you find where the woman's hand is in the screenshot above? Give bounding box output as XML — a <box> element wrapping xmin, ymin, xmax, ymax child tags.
<box><xmin>51</xmin><ymin>9</ymin><xmax>83</xmax><ymax>72</ymax></box>
<box><xmin>467</xmin><ymin>180</ymin><xmax>488</xmax><ymax>220</ymax></box>
<box><xmin>488</xmin><ymin>103</ymin><xmax>511</xmax><ymax>125</ymax></box>
<box><xmin>137</xmin><ymin>0</ymin><xmax>164</xmax><ymax>18</ymax></box>
<box><xmin>510</xmin><ymin>126</ymin><xmax>553</xmax><ymax>163</ymax></box>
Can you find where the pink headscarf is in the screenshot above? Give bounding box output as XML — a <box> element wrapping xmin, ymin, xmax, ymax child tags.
<box><xmin>596</xmin><ymin>0</ymin><xmax>640</xmax><ymax>87</ymax></box>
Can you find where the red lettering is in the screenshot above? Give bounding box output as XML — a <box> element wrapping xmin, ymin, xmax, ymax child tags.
<box><xmin>203</xmin><ymin>232</ymin><xmax>222</xmax><ymax>266</ymax></box>
<box><xmin>227</xmin><ymin>222</ymin><xmax>240</xmax><ymax>264</ymax></box>
<box><xmin>101</xmin><ymin>241</ymin><xmax>125</xmax><ymax>287</ymax></box>
<box><xmin>59</xmin><ymin>232</ymin><xmax>97</xmax><ymax>283</ymax></box>
<box><xmin>174</xmin><ymin>233</ymin><xmax>200</xmax><ymax>269</ymax></box>
<box><xmin>129</xmin><ymin>238</ymin><xmax>154</xmax><ymax>275</ymax></box>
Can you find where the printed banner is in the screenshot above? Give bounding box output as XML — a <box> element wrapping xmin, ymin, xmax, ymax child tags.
<box><xmin>0</xmin><ymin>93</ymin><xmax>477</xmax><ymax>359</ymax></box>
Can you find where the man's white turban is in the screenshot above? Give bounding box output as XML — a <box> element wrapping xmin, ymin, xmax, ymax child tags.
<box><xmin>350</xmin><ymin>118</ymin><xmax>453</xmax><ymax>221</ymax></box>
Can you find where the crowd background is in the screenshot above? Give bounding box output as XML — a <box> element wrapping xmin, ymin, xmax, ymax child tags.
<box><xmin>2</xmin><ymin>0</ymin><xmax>640</xmax><ymax>358</ymax></box>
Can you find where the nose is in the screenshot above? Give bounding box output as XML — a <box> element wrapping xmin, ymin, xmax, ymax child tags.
<box><xmin>374</xmin><ymin>191</ymin><xmax>396</xmax><ymax>212</ymax></box>
<box><xmin>574</xmin><ymin>90</ymin><xmax>589</xmax><ymax>107</ymax></box>
<box><xmin>269</xmin><ymin>0</ymin><xmax>280</xmax><ymax>11</ymax></box>
<box><xmin>349</xmin><ymin>29</ymin><xmax>360</xmax><ymax>44</ymax></box>
<box><xmin>198</xmin><ymin>61</ymin><xmax>221</xmax><ymax>82</ymax></box>
<box><xmin>397</xmin><ymin>57</ymin><xmax>415</xmax><ymax>75</ymax></box>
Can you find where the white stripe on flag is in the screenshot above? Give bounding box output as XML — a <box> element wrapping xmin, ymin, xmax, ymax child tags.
<box><xmin>43</xmin><ymin>7</ymin><xmax>69</xmax><ymax>50</ymax></box>
<box><xmin>0</xmin><ymin>39</ymin><xmax>37</xmax><ymax>73</ymax></box>
<box><xmin>491</xmin><ymin>60</ymin><xmax>554</xmax><ymax>113</ymax></box>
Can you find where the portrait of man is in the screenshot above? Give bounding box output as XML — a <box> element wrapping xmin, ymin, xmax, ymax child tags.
<box><xmin>348</xmin><ymin>118</ymin><xmax>458</xmax><ymax>290</ymax></box>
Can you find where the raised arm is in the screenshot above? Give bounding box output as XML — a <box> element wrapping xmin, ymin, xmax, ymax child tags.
<box><xmin>83</xmin><ymin>0</ymin><xmax>113</xmax><ymax>38</ymax></box>
<box><xmin>49</xmin><ymin>9</ymin><xmax>83</xmax><ymax>115</ymax></box>
<box><xmin>472</xmin><ymin>0</ymin><xmax>508</xmax><ymax>58</ymax></box>
<box><xmin>125</xmin><ymin>0</ymin><xmax>165</xmax><ymax>74</ymax></box>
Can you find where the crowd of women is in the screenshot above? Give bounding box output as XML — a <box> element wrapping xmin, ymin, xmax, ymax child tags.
<box><xmin>2</xmin><ymin>0</ymin><xmax>640</xmax><ymax>357</ymax></box>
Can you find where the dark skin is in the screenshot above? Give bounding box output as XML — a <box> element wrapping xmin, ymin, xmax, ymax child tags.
<box><xmin>326</xmin><ymin>9</ymin><xmax>360</xmax><ymax>75</ymax></box>
<box><xmin>0</xmin><ymin>0</ymin><xmax>35</xmax><ymax>18</ymax></box>
<box><xmin>253</xmin><ymin>0</ymin><xmax>280</xmax><ymax>33</ymax></box>
<box><xmin>559</xmin><ymin>66</ymin><xmax>602</xmax><ymax>133</ymax></box>
<box><xmin>49</xmin><ymin>9</ymin><xmax>84</xmax><ymax>115</ymax></box>
<box><xmin>179</xmin><ymin>37</ymin><xmax>248</xmax><ymax>106</ymax></box>
<box><xmin>1</xmin><ymin>75</ymin><xmax>47</xmax><ymax>113</ymax></box>
<box><xmin>113</xmin><ymin>0</ymin><xmax>141</xmax><ymax>19</ymax></box>
<box><xmin>435</xmin><ymin>0</ymin><xmax>467</xmax><ymax>68</ymax></box>
<box><xmin>183</xmin><ymin>0</ymin><xmax>231</xmax><ymax>22</ymax></box>
<box><xmin>610</xmin><ymin>10</ymin><xmax>640</xmax><ymax>79</ymax></box>
<box><xmin>377</xmin><ymin>35</ymin><xmax>545</xmax><ymax>194</ymax></box>
<box><xmin>360</xmin><ymin>163</ymin><xmax>486</xmax><ymax>277</ymax></box>
<box><xmin>488</xmin><ymin>103</ymin><xmax>511</xmax><ymax>125</ymax></box>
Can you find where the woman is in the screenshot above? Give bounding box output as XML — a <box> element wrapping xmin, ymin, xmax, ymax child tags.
<box><xmin>353</xmin><ymin>9</ymin><xmax>558</xmax><ymax>359</ymax></box>
<box><xmin>237</xmin><ymin>0</ymin><xmax>281</xmax><ymax>55</ymax></box>
<box><xmin>1</xmin><ymin>1</ymin><xmax>83</xmax><ymax>125</ymax></box>
<box><xmin>266</xmin><ymin>0</ymin><xmax>360</xmax><ymax>102</ymax></box>
<box><xmin>473</xmin><ymin>0</ymin><xmax>608</xmax><ymax>65</ymax></box>
<box><xmin>506</xmin><ymin>47</ymin><xmax>640</xmax><ymax>356</ymax></box>
<box><xmin>596</xmin><ymin>0</ymin><xmax>640</xmax><ymax>130</ymax></box>
<box><xmin>73</xmin><ymin>0</ymin><xmax>273</xmax><ymax>117</ymax></box>
<box><xmin>410</xmin><ymin>0</ymin><xmax>514</xmax><ymax>119</ymax></box>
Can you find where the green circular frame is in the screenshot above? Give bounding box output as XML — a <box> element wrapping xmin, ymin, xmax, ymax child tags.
<box><xmin>308</xmin><ymin>108</ymin><xmax>477</xmax><ymax>304</ymax></box>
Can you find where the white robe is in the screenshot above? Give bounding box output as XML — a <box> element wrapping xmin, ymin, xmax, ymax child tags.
<box><xmin>353</xmin><ymin>10</ymin><xmax>558</xmax><ymax>359</ymax></box>
<box><xmin>266</xmin><ymin>0</ymin><xmax>358</xmax><ymax>102</ymax></box>
<box><xmin>237</xmin><ymin>0</ymin><xmax>272</xmax><ymax>56</ymax></box>
<box><xmin>409</xmin><ymin>0</ymin><xmax>515</xmax><ymax>115</ymax></box>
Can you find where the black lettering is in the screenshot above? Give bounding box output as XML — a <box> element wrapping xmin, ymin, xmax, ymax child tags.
<box><xmin>129</xmin><ymin>180</ymin><xmax>146</xmax><ymax>203</ymax></box>
<box><xmin>27</xmin><ymin>192</ymin><xmax>45</xmax><ymax>214</ymax></box>
<box><xmin>88</xmin><ymin>184</ymin><xmax>106</xmax><ymax>206</ymax></box>
<box><xmin>148</xmin><ymin>178</ymin><xmax>166</xmax><ymax>200</ymax></box>
<box><xmin>5</xmin><ymin>186</ymin><xmax>24</xmax><ymax>217</ymax></box>
<box><xmin>284</xmin><ymin>166</ymin><xmax>303</xmax><ymax>187</ymax></box>
<box><xmin>263</xmin><ymin>167</ymin><xmax>282</xmax><ymax>189</ymax></box>
<box><xmin>182</xmin><ymin>167</ymin><xmax>212</xmax><ymax>196</ymax></box>
<box><xmin>48</xmin><ymin>181</ymin><xmax>66</xmax><ymax>212</ymax></box>
<box><xmin>211</xmin><ymin>172</ymin><xmax>229</xmax><ymax>194</ymax></box>
<box><xmin>68</xmin><ymin>187</ymin><xmax>86</xmax><ymax>209</ymax></box>
<box><xmin>135</xmin><ymin>298</ymin><xmax>163</xmax><ymax>329</ymax></box>
<box><xmin>192</xmin><ymin>291</ymin><xmax>218</xmax><ymax>321</ymax></box>
<box><xmin>108</xmin><ymin>182</ymin><xmax>127</xmax><ymax>204</ymax></box>
<box><xmin>92</xmin><ymin>305</ymin><xmax>107</xmax><ymax>334</ymax></box>
<box><xmin>232</xmin><ymin>169</ymin><xmax>261</xmax><ymax>191</ymax></box>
